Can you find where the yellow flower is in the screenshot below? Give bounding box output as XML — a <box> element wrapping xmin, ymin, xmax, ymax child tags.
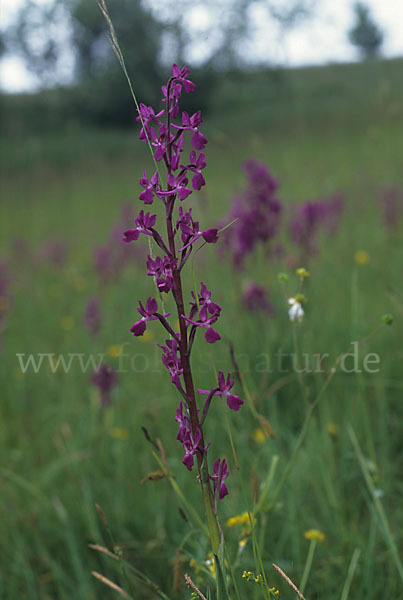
<box><xmin>304</xmin><ymin>529</ymin><xmax>325</xmax><ymax>543</ymax></box>
<box><xmin>110</xmin><ymin>428</ymin><xmax>129</xmax><ymax>440</ymax></box>
<box><xmin>354</xmin><ymin>250</ymin><xmax>369</xmax><ymax>265</ymax></box>
<box><xmin>108</xmin><ymin>345</ymin><xmax>122</xmax><ymax>358</ymax></box>
<box><xmin>60</xmin><ymin>316</ymin><xmax>74</xmax><ymax>331</ymax></box>
<box><xmin>189</xmin><ymin>558</ymin><xmax>200</xmax><ymax>575</ymax></box>
<box><xmin>326</xmin><ymin>422</ymin><xmax>339</xmax><ymax>437</ymax></box>
<box><xmin>251</xmin><ymin>428</ymin><xmax>266</xmax><ymax>444</ymax></box>
<box><xmin>140</xmin><ymin>329</ymin><xmax>154</xmax><ymax>343</ymax></box>
<box><xmin>296</xmin><ymin>267</ymin><xmax>310</xmax><ymax>278</ymax></box>
<box><xmin>205</xmin><ymin>554</ymin><xmax>216</xmax><ymax>578</ymax></box>
<box><xmin>238</xmin><ymin>538</ymin><xmax>248</xmax><ymax>551</ymax></box>
<box><xmin>226</xmin><ymin>512</ymin><xmax>255</xmax><ymax>528</ymax></box>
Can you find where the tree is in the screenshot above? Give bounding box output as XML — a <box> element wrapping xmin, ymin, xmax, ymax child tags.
<box><xmin>348</xmin><ymin>2</ymin><xmax>383</xmax><ymax>60</ymax></box>
<box><xmin>5</xmin><ymin>0</ymin><xmax>315</xmax><ymax>125</ymax></box>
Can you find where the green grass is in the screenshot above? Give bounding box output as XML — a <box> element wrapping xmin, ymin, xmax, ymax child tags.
<box><xmin>0</xmin><ymin>59</ymin><xmax>402</xmax><ymax>599</ymax></box>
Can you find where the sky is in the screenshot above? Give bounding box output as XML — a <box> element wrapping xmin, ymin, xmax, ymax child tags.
<box><xmin>0</xmin><ymin>0</ymin><xmax>402</xmax><ymax>92</ymax></box>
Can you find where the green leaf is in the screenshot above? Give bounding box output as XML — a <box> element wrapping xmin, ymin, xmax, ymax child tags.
<box><xmin>214</xmin><ymin>554</ymin><xmax>230</xmax><ymax>600</ymax></box>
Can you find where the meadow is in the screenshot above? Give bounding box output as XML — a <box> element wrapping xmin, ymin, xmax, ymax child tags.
<box><xmin>0</xmin><ymin>58</ymin><xmax>402</xmax><ymax>599</ymax></box>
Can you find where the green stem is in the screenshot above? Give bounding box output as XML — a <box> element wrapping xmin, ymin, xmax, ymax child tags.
<box><xmin>291</xmin><ymin>323</ymin><xmax>310</xmax><ymax>405</ymax></box>
<box><xmin>299</xmin><ymin>539</ymin><xmax>317</xmax><ymax>595</ymax></box>
<box><xmin>348</xmin><ymin>427</ymin><xmax>403</xmax><ymax>582</ymax></box>
<box><xmin>340</xmin><ymin>548</ymin><xmax>361</xmax><ymax>600</ymax></box>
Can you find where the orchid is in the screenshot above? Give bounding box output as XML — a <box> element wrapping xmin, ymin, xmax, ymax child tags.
<box><xmin>123</xmin><ymin>64</ymin><xmax>243</xmax><ymax>537</ymax></box>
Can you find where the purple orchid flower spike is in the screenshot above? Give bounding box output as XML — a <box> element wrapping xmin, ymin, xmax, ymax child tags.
<box><xmin>242</xmin><ymin>283</ymin><xmax>274</xmax><ymax>314</ymax></box>
<box><xmin>130</xmin><ymin>297</ymin><xmax>170</xmax><ymax>337</ymax></box>
<box><xmin>220</xmin><ymin>159</ymin><xmax>282</xmax><ymax>267</ymax></box>
<box><xmin>121</xmin><ymin>64</ymin><xmax>242</xmax><ymax>519</ymax></box>
<box><xmin>91</xmin><ymin>363</ymin><xmax>118</xmax><ymax>408</ymax></box>
<box><xmin>84</xmin><ymin>297</ymin><xmax>102</xmax><ymax>336</ymax></box>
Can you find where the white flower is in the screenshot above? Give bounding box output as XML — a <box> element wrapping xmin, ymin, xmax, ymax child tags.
<box><xmin>288</xmin><ymin>297</ymin><xmax>304</xmax><ymax>322</ymax></box>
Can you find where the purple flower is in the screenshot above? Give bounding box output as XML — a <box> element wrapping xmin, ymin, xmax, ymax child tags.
<box><xmin>289</xmin><ymin>194</ymin><xmax>344</xmax><ymax>255</ymax></box>
<box><xmin>139</xmin><ymin>171</ymin><xmax>160</xmax><ymax>204</ymax></box>
<box><xmin>199</xmin><ymin>371</ymin><xmax>243</xmax><ymax>411</ymax></box>
<box><xmin>159</xmin><ymin>337</ymin><xmax>184</xmax><ymax>392</ymax></box>
<box><xmin>123</xmin><ymin>210</ymin><xmax>157</xmax><ymax>243</ymax></box>
<box><xmin>123</xmin><ymin>65</ymin><xmax>244</xmax><ymax>497</ymax></box>
<box><xmin>39</xmin><ymin>238</ymin><xmax>69</xmax><ymax>269</ymax></box>
<box><xmin>178</xmin><ymin>218</ymin><xmax>218</xmax><ymax>251</ymax></box>
<box><xmin>130</xmin><ymin>297</ymin><xmax>170</xmax><ymax>337</ymax></box>
<box><xmin>242</xmin><ymin>283</ymin><xmax>274</xmax><ymax>314</ymax></box>
<box><xmin>174</xmin><ymin>402</ymin><xmax>205</xmax><ymax>471</ymax></box>
<box><xmin>210</xmin><ymin>458</ymin><xmax>229</xmax><ymax>508</ymax></box>
<box><xmin>150</xmin><ymin>126</ymin><xmax>167</xmax><ymax>162</ymax></box>
<box><xmin>91</xmin><ymin>363</ymin><xmax>118</xmax><ymax>408</ymax></box>
<box><xmin>378</xmin><ymin>187</ymin><xmax>403</xmax><ymax>231</ymax></box>
<box><xmin>137</xmin><ymin>103</ymin><xmax>164</xmax><ymax>142</ymax></box>
<box><xmin>185</xmin><ymin>150</ymin><xmax>207</xmax><ymax>190</ymax></box>
<box><xmin>182</xmin><ymin>312</ymin><xmax>221</xmax><ymax>343</ymax></box>
<box><xmin>182</xmin><ymin>427</ymin><xmax>202</xmax><ymax>470</ymax></box>
<box><xmin>147</xmin><ymin>255</ymin><xmax>177</xmax><ymax>293</ymax></box>
<box><xmin>175</xmin><ymin>401</ymin><xmax>190</xmax><ymax>442</ymax></box>
<box><xmin>84</xmin><ymin>297</ymin><xmax>102</xmax><ymax>336</ymax></box>
<box><xmin>172</xmin><ymin>64</ymin><xmax>196</xmax><ymax>94</ymax></box>
<box><xmin>172</xmin><ymin>110</ymin><xmax>208</xmax><ymax>150</ymax></box>
<box><xmin>220</xmin><ymin>160</ymin><xmax>282</xmax><ymax>267</ymax></box>
<box><xmin>189</xmin><ymin>282</ymin><xmax>221</xmax><ymax>322</ymax></box>
<box><xmin>183</xmin><ymin>283</ymin><xmax>221</xmax><ymax>343</ymax></box>
<box><xmin>177</xmin><ymin>209</ymin><xmax>218</xmax><ymax>250</ymax></box>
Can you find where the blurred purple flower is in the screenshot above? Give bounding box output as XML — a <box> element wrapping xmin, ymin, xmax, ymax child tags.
<box><xmin>242</xmin><ymin>283</ymin><xmax>274</xmax><ymax>314</ymax></box>
<box><xmin>220</xmin><ymin>160</ymin><xmax>282</xmax><ymax>267</ymax></box>
<box><xmin>84</xmin><ymin>297</ymin><xmax>102</xmax><ymax>337</ymax></box>
<box><xmin>94</xmin><ymin>204</ymin><xmax>145</xmax><ymax>286</ymax></box>
<box><xmin>40</xmin><ymin>239</ymin><xmax>69</xmax><ymax>269</ymax></box>
<box><xmin>0</xmin><ymin>260</ymin><xmax>12</xmax><ymax>352</ymax></box>
<box><xmin>378</xmin><ymin>187</ymin><xmax>403</xmax><ymax>231</ymax></box>
<box><xmin>289</xmin><ymin>194</ymin><xmax>344</xmax><ymax>255</ymax></box>
<box><xmin>91</xmin><ymin>363</ymin><xmax>118</xmax><ymax>408</ymax></box>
